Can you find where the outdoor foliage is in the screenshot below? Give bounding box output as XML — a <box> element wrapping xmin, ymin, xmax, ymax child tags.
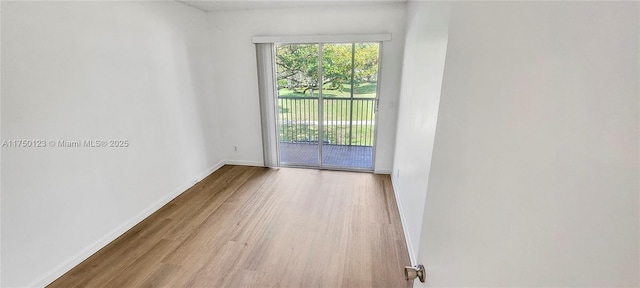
<box><xmin>275</xmin><ymin>43</ymin><xmax>379</xmax><ymax>147</ymax></box>
<box><xmin>276</xmin><ymin>43</ymin><xmax>379</xmax><ymax>94</ymax></box>
<box><xmin>279</xmin><ymin>124</ymin><xmax>374</xmax><ymax>146</ymax></box>
<box><xmin>277</xmin><ymin>98</ymin><xmax>376</xmax><ymax>146</ymax></box>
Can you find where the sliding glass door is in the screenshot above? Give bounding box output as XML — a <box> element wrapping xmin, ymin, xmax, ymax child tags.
<box><xmin>275</xmin><ymin>44</ymin><xmax>320</xmax><ymax>166</ymax></box>
<box><xmin>275</xmin><ymin>42</ymin><xmax>380</xmax><ymax>170</ymax></box>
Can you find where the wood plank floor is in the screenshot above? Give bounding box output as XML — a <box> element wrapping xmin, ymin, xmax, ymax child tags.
<box><xmin>48</xmin><ymin>165</ymin><xmax>411</xmax><ymax>288</ymax></box>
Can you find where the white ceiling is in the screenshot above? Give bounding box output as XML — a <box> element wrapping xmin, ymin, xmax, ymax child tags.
<box><xmin>178</xmin><ymin>0</ymin><xmax>407</xmax><ymax>12</ymax></box>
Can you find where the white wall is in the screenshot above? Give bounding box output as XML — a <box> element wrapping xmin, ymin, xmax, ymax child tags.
<box><xmin>1</xmin><ymin>1</ymin><xmax>223</xmax><ymax>286</ymax></box>
<box><xmin>207</xmin><ymin>4</ymin><xmax>406</xmax><ymax>172</ymax></box>
<box><xmin>398</xmin><ymin>2</ymin><xmax>638</xmax><ymax>287</ymax></box>
<box><xmin>391</xmin><ymin>2</ymin><xmax>450</xmax><ymax>264</ymax></box>
<box><xmin>0</xmin><ymin>2</ymin><xmax>3</xmax><ymax>284</ymax></box>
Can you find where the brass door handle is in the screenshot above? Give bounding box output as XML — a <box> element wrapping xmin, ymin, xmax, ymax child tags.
<box><xmin>405</xmin><ymin>264</ymin><xmax>426</xmax><ymax>283</ymax></box>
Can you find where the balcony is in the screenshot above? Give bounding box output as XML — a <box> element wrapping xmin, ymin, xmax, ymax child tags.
<box><xmin>278</xmin><ymin>96</ymin><xmax>375</xmax><ymax>169</ymax></box>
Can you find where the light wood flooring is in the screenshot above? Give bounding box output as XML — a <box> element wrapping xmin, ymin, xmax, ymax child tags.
<box><xmin>48</xmin><ymin>165</ymin><xmax>411</xmax><ymax>288</ymax></box>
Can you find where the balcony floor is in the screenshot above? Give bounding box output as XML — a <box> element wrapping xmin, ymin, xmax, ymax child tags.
<box><xmin>280</xmin><ymin>143</ymin><xmax>373</xmax><ymax>170</ymax></box>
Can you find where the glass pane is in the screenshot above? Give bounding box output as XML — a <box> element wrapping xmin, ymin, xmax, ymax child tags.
<box><xmin>321</xmin><ymin>43</ymin><xmax>352</xmax><ymax>149</ymax></box>
<box><xmin>353</xmin><ymin>42</ymin><xmax>378</xmax><ymax>148</ymax></box>
<box><xmin>275</xmin><ymin>44</ymin><xmax>320</xmax><ymax>167</ymax></box>
<box><xmin>321</xmin><ymin>43</ymin><xmax>379</xmax><ymax>169</ymax></box>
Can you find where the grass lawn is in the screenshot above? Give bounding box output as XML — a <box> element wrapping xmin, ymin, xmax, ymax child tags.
<box><xmin>277</xmin><ymin>81</ymin><xmax>377</xmax><ymax>145</ymax></box>
<box><xmin>278</xmin><ymin>98</ymin><xmax>376</xmax><ymax>122</ymax></box>
<box><xmin>279</xmin><ymin>124</ymin><xmax>374</xmax><ymax>146</ymax></box>
<box><xmin>277</xmin><ymin>81</ymin><xmax>377</xmax><ymax>98</ymax></box>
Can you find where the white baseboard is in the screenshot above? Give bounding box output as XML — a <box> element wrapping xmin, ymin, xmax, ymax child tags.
<box><xmin>198</xmin><ymin>160</ymin><xmax>225</xmax><ymax>181</ymax></box>
<box><xmin>224</xmin><ymin>159</ymin><xmax>264</xmax><ymax>167</ymax></box>
<box><xmin>391</xmin><ymin>177</ymin><xmax>417</xmax><ymax>266</ymax></box>
<box><xmin>31</xmin><ymin>160</ymin><xmax>226</xmax><ymax>287</ymax></box>
<box><xmin>374</xmin><ymin>169</ymin><xmax>392</xmax><ymax>174</ymax></box>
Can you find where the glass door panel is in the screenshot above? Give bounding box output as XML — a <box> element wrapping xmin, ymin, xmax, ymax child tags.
<box><xmin>321</xmin><ymin>43</ymin><xmax>379</xmax><ymax>169</ymax></box>
<box><xmin>275</xmin><ymin>42</ymin><xmax>380</xmax><ymax>170</ymax></box>
<box><xmin>276</xmin><ymin>44</ymin><xmax>320</xmax><ymax>167</ymax></box>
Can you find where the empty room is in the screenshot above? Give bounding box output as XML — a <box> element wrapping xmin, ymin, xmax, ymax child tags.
<box><xmin>1</xmin><ymin>0</ymin><xmax>638</xmax><ymax>287</ymax></box>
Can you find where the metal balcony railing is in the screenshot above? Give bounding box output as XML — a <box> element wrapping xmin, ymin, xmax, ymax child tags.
<box><xmin>277</xmin><ymin>96</ymin><xmax>375</xmax><ymax>147</ymax></box>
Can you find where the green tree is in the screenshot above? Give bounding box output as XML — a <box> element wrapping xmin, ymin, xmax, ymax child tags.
<box><xmin>353</xmin><ymin>43</ymin><xmax>379</xmax><ymax>85</ymax></box>
<box><xmin>276</xmin><ymin>43</ymin><xmax>378</xmax><ymax>95</ymax></box>
<box><xmin>276</xmin><ymin>44</ymin><xmax>319</xmax><ymax>94</ymax></box>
